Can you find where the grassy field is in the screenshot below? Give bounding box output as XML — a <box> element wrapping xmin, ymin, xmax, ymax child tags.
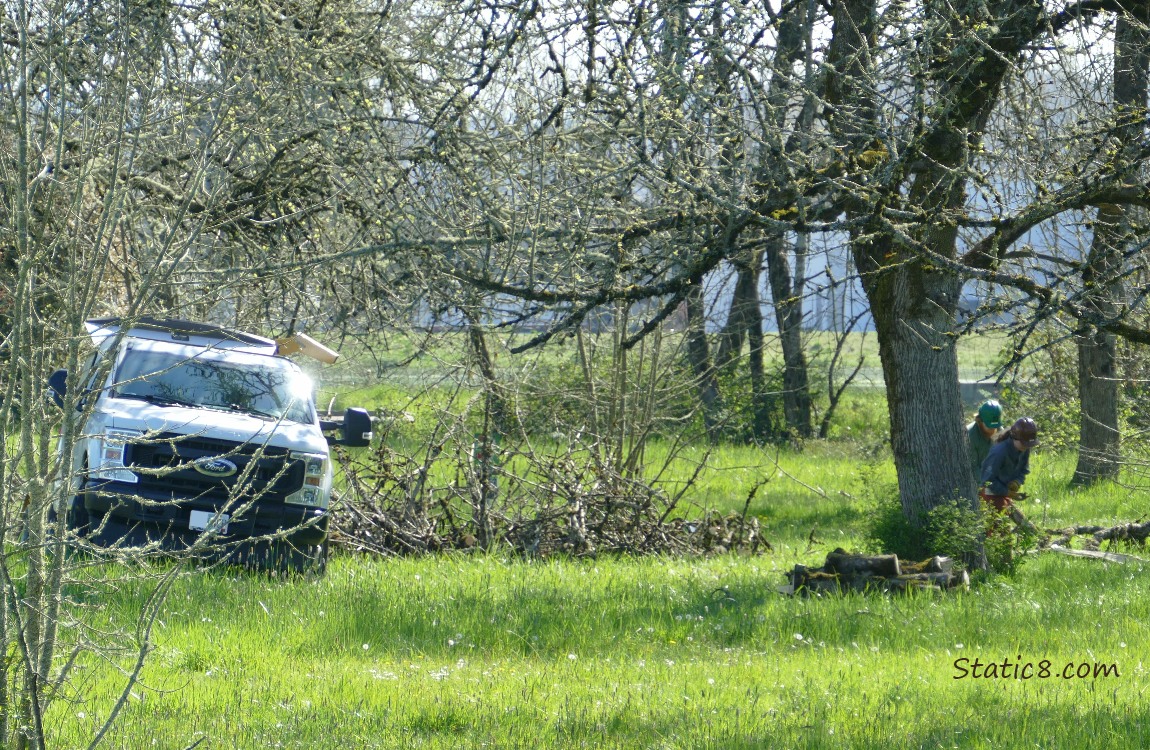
<box><xmin>37</xmin><ymin>331</ymin><xmax>1150</xmax><ymax>748</ymax></box>
<box><xmin>52</xmin><ymin>550</ymin><xmax>1148</xmax><ymax>749</ymax></box>
<box><xmin>44</xmin><ymin>449</ymin><xmax>1150</xmax><ymax>749</ymax></box>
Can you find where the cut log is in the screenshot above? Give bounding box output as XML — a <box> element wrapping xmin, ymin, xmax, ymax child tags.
<box><xmin>786</xmin><ymin>551</ymin><xmax>967</xmax><ymax>596</ymax></box>
<box><xmin>824</xmin><ymin>549</ymin><xmax>901</xmax><ymax>577</ymax></box>
<box><xmin>1008</xmin><ymin>507</ymin><xmax>1039</xmax><ymax>535</ymax></box>
<box><xmin>902</xmin><ymin>556</ymin><xmax>955</xmax><ymax>575</ymax></box>
<box><xmin>893</xmin><ymin>571</ymin><xmax>969</xmax><ymax>589</ymax></box>
<box><xmin>882</xmin><ymin>578</ymin><xmax>943</xmax><ymax>594</ymax></box>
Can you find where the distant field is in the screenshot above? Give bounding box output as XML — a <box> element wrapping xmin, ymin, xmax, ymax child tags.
<box><xmin>318</xmin><ymin>329</ymin><xmax>1011</xmax><ymax>415</ymax></box>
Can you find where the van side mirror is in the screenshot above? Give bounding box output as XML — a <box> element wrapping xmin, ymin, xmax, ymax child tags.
<box><xmin>340</xmin><ymin>408</ymin><xmax>372</xmax><ymax>447</ymax></box>
<box><xmin>47</xmin><ymin>369</ymin><xmax>68</xmax><ymax>408</ymax></box>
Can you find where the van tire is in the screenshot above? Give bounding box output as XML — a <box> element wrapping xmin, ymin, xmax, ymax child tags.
<box><xmin>237</xmin><ymin>539</ymin><xmax>328</xmax><ymax>576</ymax></box>
<box><xmin>65</xmin><ymin>496</ymin><xmax>91</xmax><ymax>537</ymax></box>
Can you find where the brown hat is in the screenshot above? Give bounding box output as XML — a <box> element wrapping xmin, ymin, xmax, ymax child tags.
<box><xmin>1010</xmin><ymin>417</ymin><xmax>1039</xmax><ymax>447</ymax></box>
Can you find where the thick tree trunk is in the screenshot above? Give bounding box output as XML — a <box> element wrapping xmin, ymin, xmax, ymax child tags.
<box><xmin>862</xmin><ymin>249</ymin><xmax>975</xmax><ymax>525</ymax></box>
<box><xmin>1074</xmin><ymin>260</ymin><xmax>1121</xmax><ymax>484</ymax></box>
<box><xmin>1073</xmin><ymin>13</ymin><xmax>1148</xmax><ymax>484</ymax></box>
<box><xmin>826</xmin><ymin>0</ymin><xmax>975</xmax><ymax>527</ymax></box>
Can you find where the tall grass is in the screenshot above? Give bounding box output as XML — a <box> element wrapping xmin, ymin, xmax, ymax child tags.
<box><xmin>45</xmin><ymin>442</ymin><xmax>1150</xmax><ymax>749</ymax></box>
<box><xmin>50</xmin><ymin>546</ymin><xmax>1149</xmax><ymax>749</ymax></box>
<box><xmin>42</xmin><ymin>332</ymin><xmax>1147</xmax><ymax>748</ymax></box>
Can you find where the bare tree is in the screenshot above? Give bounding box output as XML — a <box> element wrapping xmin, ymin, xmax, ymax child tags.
<box><xmin>0</xmin><ymin>0</ymin><xmax>409</xmax><ymax>743</ymax></box>
<box><xmin>1072</xmin><ymin>10</ymin><xmax>1149</xmax><ymax>484</ymax></box>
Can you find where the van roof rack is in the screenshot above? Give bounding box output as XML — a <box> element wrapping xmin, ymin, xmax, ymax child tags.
<box><xmin>86</xmin><ymin>317</ymin><xmax>276</xmax><ymax>348</ymax></box>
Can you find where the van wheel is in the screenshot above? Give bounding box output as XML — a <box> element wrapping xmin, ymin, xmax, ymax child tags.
<box><xmin>65</xmin><ymin>496</ymin><xmax>91</xmax><ymax>537</ymax></box>
<box><xmin>282</xmin><ymin>541</ymin><xmax>328</xmax><ymax>576</ymax></box>
<box><xmin>242</xmin><ymin>540</ymin><xmax>328</xmax><ymax>576</ymax></box>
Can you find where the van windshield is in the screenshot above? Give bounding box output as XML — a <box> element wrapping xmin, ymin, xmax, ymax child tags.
<box><xmin>112</xmin><ymin>347</ymin><xmax>315</xmax><ymax>424</ymax></box>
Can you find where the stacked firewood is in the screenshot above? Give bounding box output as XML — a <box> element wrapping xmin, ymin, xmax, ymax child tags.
<box><xmin>785</xmin><ymin>548</ymin><xmax>970</xmax><ymax>595</ymax></box>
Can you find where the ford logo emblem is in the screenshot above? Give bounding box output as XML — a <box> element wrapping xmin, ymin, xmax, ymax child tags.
<box><xmin>193</xmin><ymin>457</ymin><xmax>238</xmax><ymax>478</ymax></box>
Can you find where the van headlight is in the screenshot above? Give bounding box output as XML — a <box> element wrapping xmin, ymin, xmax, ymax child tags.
<box><xmin>90</xmin><ymin>428</ymin><xmax>143</xmax><ymax>484</ymax></box>
<box><xmin>286</xmin><ymin>451</ymin><xmax>331</xmax><ymax>508</ymax></box>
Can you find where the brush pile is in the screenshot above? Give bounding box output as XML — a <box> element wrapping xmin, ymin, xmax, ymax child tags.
<box><xmin>327</xmin><ymin>442</ymin><xmax>771</xmax><ymax>558</ymax></box>
<box><xmin>329</xmin><ymin>499</ymin><xmax>768</xmax><ymax>557</ymax></box>
<box><xmin>1045</xmin><ymin>520</ymin><xmax>1150</xmax><ymax>550</ymax></box>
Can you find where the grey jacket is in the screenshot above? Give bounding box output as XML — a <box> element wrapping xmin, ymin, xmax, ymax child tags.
<box><xmin>981</xmin><ymin>439</ymin><xmax>1030</xmax><ymax>495</ymax></box>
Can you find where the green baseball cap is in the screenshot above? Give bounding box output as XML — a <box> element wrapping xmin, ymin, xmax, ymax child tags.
<box><xmin>977</xmin><ymin>400</ymin><xmax>1002</xmax><ymax>429</ymax></box>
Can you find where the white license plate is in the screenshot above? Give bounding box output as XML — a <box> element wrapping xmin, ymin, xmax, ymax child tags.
<box><xmin>189</xmin><ymin>510</ymin><xmax>229</xmax><ymax>534</ymax></box>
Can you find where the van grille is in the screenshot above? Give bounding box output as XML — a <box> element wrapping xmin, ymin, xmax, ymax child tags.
<box><xmin>126</xmin><ymin>432</ymin><xmax>304</xmax><ymax>501</ymax></box>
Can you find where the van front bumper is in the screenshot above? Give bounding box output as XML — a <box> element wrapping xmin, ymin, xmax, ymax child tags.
<box><xmin>80</xmin><ymin>480</ymin><xmax>329</xmax><ymax>553</ymax></box>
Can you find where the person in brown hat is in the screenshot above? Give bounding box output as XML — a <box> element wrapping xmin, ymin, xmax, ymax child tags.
<box><xmin>979</xmin><ymin>417</ymin><xmax>1039</xmax><ymax>513</ymax></box>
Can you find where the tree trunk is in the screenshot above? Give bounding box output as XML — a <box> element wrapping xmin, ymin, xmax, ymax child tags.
<box><xmin>827</xmin><ymin>0</ymin><xmax>975</xmax><ymax>523</ymax></box>
<box><xmin>685</xmin><ymin>284</ymin><xmax>722</xmax><ymax>440</ymax></box>
<box><xmin>714</xmin><ymin>263</ymin><xmax>754</xmax><ymax>370</ymax></box>
<box><xmin>824</xmin><ymin>0</ymin><xmax>1039</xmax><ymax>554</ymax></box>
<box><xmin>763</xmin><ymin>234</ymin><xmax>813</xmax><ymax>438</ymax></box>
<box><xmin>862</xmin><ymin>246</ymin><xmax>975</xmax><ymax>526</ymax></box>
<box><xmin>466</xmin><ymin>314</ymin><xmax>503</xmax><ymax>549</ymax></box>
<box><xmin>744</xmin><ymin>270</ymin><xmax>774</xmax><ymax>441</ymax></box>
<box><xmin>1074</xmin><ymin>271</ymin><xmax>1120</xmax><ymax>484</ymax></box>
<box><xmin>1073</xmin><ymin>13</ymin><xmax>1148</xmax><ymax>484</ymax></box>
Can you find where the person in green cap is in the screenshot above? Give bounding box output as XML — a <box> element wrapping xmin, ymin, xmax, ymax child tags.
<box><xmin>967</xmin><ymin>399</ymin><xmax>1003</xmax><ymax>483</ymax></box>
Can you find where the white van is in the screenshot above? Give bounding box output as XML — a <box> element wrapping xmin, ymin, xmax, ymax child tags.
<box><xmin>47</xmin><ymin>317</ymin><xmax>371</xmax><ymax>572</ymax></box>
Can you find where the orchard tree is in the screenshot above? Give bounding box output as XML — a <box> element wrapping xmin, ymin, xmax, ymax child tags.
<box><xmin>1072</xmin><ymin>10</ymin><xmax>1149</xmax><ymax>484</ymax></box>
<box><xmin>352</xmin><ymin>0</ymin><xmax>1150</xmax><ymax>541</ymax></box>
<box><xmin>0</xmin><ymin>0</ymin><xmax>438</xmax><ymax>743</ymax></box>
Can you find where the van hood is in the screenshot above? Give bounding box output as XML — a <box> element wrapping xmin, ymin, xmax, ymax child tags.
<box><xmin>100</xmin><ymin>398</ymin><xmax>329</xmax><ymax>455</ymax></box>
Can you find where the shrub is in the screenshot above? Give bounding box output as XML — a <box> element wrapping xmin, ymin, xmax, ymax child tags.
<box><xmin>866</xmin><ymin>492</ymin><xmax>1033</xmax><ymax>576</ymax></box>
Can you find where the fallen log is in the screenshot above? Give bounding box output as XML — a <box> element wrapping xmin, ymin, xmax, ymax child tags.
<box><xmin>1047</xmin><ymin>524</ymin><xmax>1108</xmax><ymax>537</ymax></box>
<box><xmin>1093</xmin><ymin>521</ymin><xmax>1150</xmax><ymax>545</ymax></box>
<box><xmin>1008</xmin><ymin>507</ymin><xmax>1039</xmax><ymax>535</ymax></box>
<box><xmin>922</xmin><ymin>556</ymin><xmax>954</xmax><ymax>574</ymax></box>
<box><xmin>1039</xmin><ymin>519</ymin><xmax>1150</xmax><ymax>551</ymax></box>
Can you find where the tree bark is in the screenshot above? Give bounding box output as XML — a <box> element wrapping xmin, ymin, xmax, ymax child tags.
<box><xmin>824</xmin><ymin>0</ymin><xmax>1044</xmax><ymax>545</ymax></box>
<box><xmin>714</xmin><ymin>263</ymin><xmax>754</xmax><ymax>370</ymax></box>
<box><xmin>1075</xmin><ymin>291</ymin><xmax>1120</xmax><ymax>484</ymax></box>
<box><xmin>763</xmin><ymin>234</ymin><xmax>813</xmax><ymax>438</ymax></box>
<box><xmin>1073</xmin><ymin>12</ymin><xmax>1149</xmax><ymax>485</ymax></box>
<box><xmin>685</xmin><ymin>283</ymin><xmax>722</xmax><ymax>440</ymax></box>
<box><xmin>862</xmin><ymin>245</ymin><xmax>974</xmax><ymax>525</ymax></box>
<box><xmin>827</xmin><ymin>0</ymin><xmax>973</xmax><ymax>525</ymax></box>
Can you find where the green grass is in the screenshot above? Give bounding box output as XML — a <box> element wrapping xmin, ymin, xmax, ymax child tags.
<box><xmin>49</xmin><ymin>547</ymin><xmax>1150</xmax><ymax>749</ymax></box>
<box><xmin>43</xmin><ymin>442</ymin><xmax>1150</xmax><ymax>749</ymax></box>
<box><xmin>37</xmin><ymin>331</ymin><xmax>1145</xmax><ymax>748</ymax></box>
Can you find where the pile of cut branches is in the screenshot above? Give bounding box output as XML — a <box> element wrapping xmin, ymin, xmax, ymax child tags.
<box><xmin>1044</xmin><ymin>519</ymin><xmax>1150</xmax><ymax>550</ymax></box>
<box><xmin>327</xmin><ymin>437</ymin><xmax>770</xmax><ymax>558</ymax></box>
